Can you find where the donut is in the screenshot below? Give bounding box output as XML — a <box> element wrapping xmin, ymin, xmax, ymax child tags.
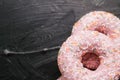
<box><xmin>72</xmin><ymin>11</ymin><xmax>120</xmax><ymax>39</ymax></box>
<box><xmin>57</xmin><ymin>31</ymin><xmax>120</xmax><ymax>80</ymax></box>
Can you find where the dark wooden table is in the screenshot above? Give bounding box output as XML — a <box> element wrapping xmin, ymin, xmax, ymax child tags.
<box><xmin>0</xmin><ymin>0</ymin><xmax>120</xmax><ymax>80</ymax></box>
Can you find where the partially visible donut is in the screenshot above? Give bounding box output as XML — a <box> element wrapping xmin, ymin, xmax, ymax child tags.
<box><xmin>72</xmin><ymin>11</ymin><xmax>120</xmax><ymax>39</ymax></box>
<box><xmin>57</xmin><ymin>31</ymin><xmax>120</xmax><ymax>80</ymax></box>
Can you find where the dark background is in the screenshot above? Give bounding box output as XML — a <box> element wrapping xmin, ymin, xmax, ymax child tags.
<box><xmin>0</xmin><ymin>0</ymin><xmax>120</xmax><ymax>80</ymax></box>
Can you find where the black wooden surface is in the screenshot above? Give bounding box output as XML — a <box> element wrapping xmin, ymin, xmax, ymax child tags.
<box><xmin>0</xmin><ymin>0</ymin><xmax>120</xmax><ymax>80</ymax></box>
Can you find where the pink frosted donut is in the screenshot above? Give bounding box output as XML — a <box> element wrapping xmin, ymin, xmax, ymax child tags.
<box><xmin>72</xmin><ymin>11</ymin><xmax>120</xmax><ymax>39</ymax></box>
<box><xmin>57</xmin><ymin>31</ymin><xmax>120</xmax><ymax>80</ymax></box>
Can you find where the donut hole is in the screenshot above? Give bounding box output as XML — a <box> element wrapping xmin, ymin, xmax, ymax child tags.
<box><xmin>81</xmin><ymin>52</ymin><xmax>100</xmax><ymax>71</ymax></box>
<box><xmin>114</xmin><ymin>74</ymin><xmax>120</xmax><ymax>80</ymax></box>
<box><xmin>95</xmin><ymin>26</ymin><xmax>108</xmax><ymax>35</ymax></box>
